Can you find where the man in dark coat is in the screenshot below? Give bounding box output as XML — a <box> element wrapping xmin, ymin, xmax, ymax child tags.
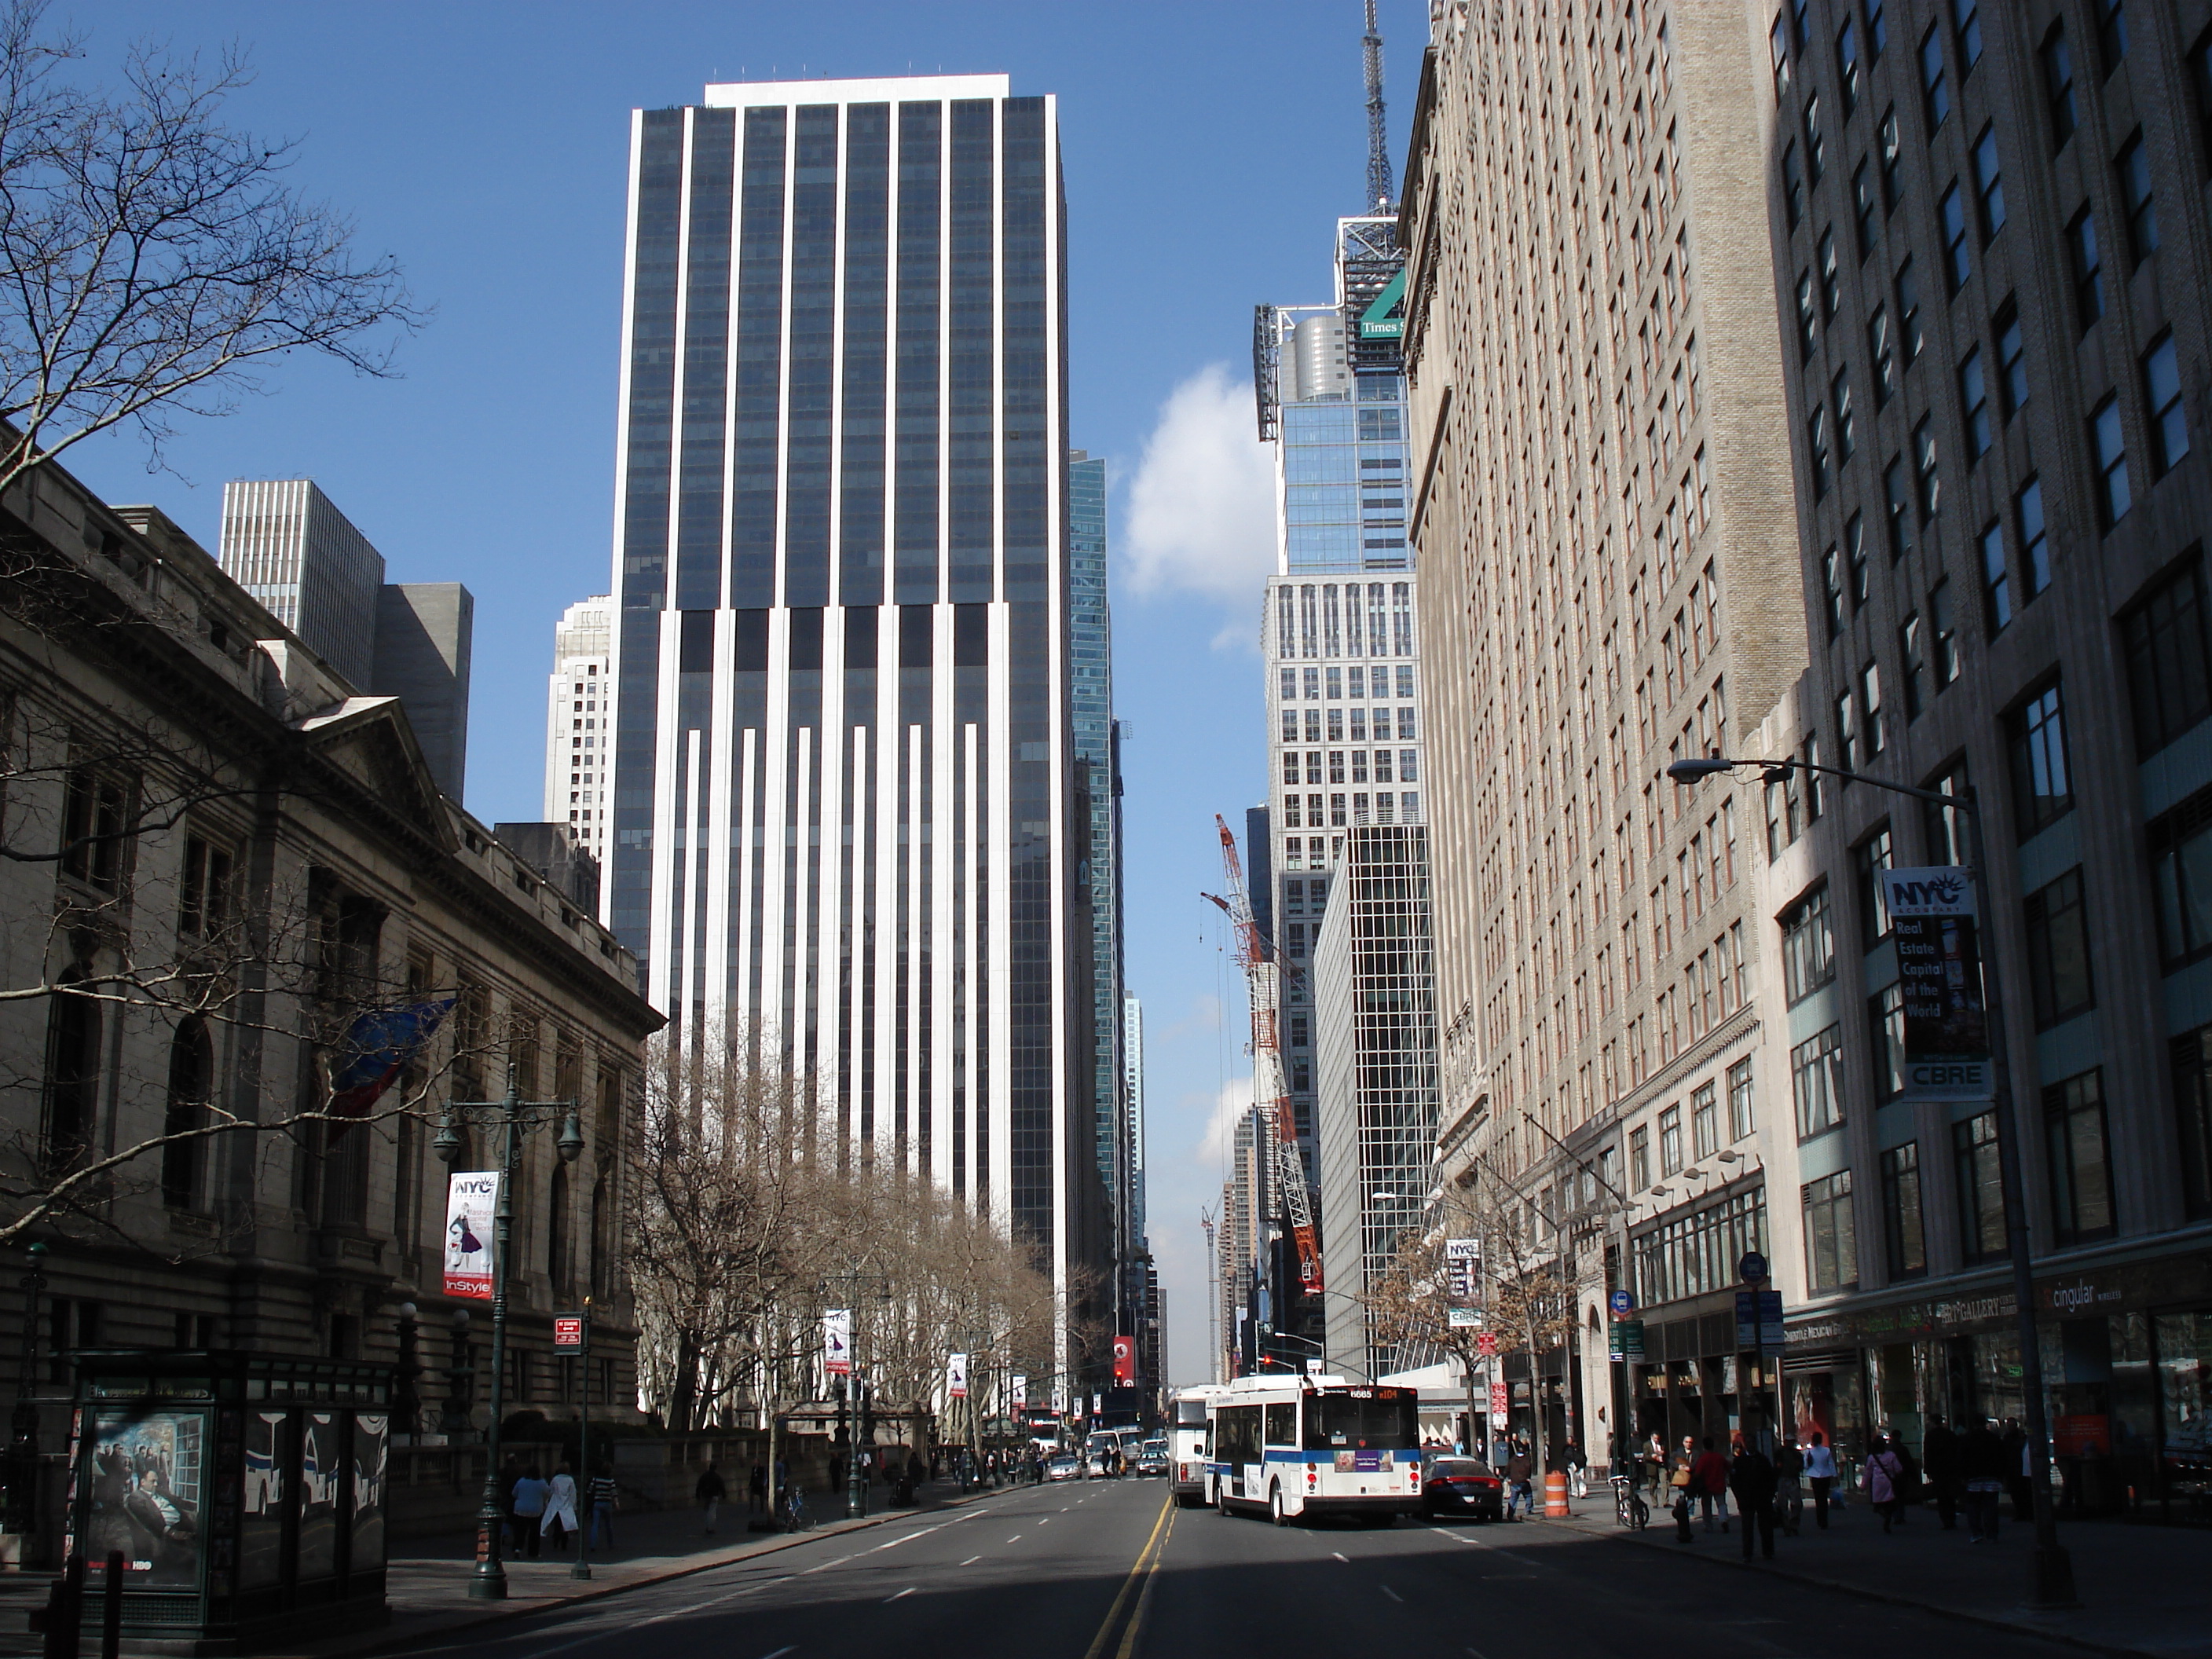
<box><xmin>1728</xmin><ymin>1445</ymin><xmax>1778</xmax><ymax>1559</ymax></box>
<box><xmin>1921</xmin><ymin>1416</ymin><xmax>1961</xmax><ymax>1530</ymax></box>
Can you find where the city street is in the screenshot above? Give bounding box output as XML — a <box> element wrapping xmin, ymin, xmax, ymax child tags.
<box><xmin>388</xmin><ymin>1479</ymin><xmax>2098</xmax><ymax>1659</ymax></box>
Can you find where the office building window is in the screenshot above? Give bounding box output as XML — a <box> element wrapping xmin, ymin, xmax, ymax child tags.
<box><xmin>1728</xmin><ymin>1058</ymin><xmax>1755</xmax><ymax>1141</ymax></box>
<box><xmin>2008</xmin><ymin>682</ymin><xmax>2071</xmax><ymax>838</ymax></box>
<box><xmin>1914</xmin><ymin>416</ymin><xmax>1940</xmax><ymax>521</ymax></box>
<box><xmin>1791</xmin><ymin>1024</ymin><xmax>1846</xmax><ymax>1140</ymax></box>
<box><xmin>2149</xmin><ymin>782</ymin><xmax>2212</xmax><ymax>969</ymax></box>
<box><xmin>1939</xmin><ymin>183</ymin><xmax>1970</xmax><ymax>291</ymax></box>
<box><xmin>1881</xmin><ymin>1143</ymin><xmax>1927</xmax><ymax>1280</ymax></box>
<box><xmin>2045</xmin><ymin>1069</ymin><xmax>2115</xmax><ymax>1245</ymax></box>
<box><xmin>1870</xmin><ymin>982</ymin><xmax>1907</xmax><ymax>1103</ymax></box>
<box><xmin>1952</xmin><ymin>0</ymin><xmax>1982</xmax><ymax>67</ymax></box>
<box><xmin>1822</xmin><ymin>546</ymin><xmax>1845</xmax><ymax>636</ymax></box>
<box><xmin>2174</xmin><ymin>1022</ymin><xmax>2212</xmax><ymax>1219</ymax></box>
<box><xmin>1691</xmin><ymin>1082</ymin><xmax>1719</xmax><ymax>1161</ymax></box>
<box><xmin>1847</xmin><ymin>513</ymin><xmax>1869</xmax><ymax>608</ymax></box>
<box><xmin>1954</xmin><ymin>1111</ymin><xmax>2008</xmax><ymax>1262</ymax></box>
<box><xmin>1630</xmin><ymin>1124</ymin><xmax>1652</xmax><ymax>1191</ymax></box>
<box><xmin>1659</xmin><ymin>1104</ymin><xmax>1683</xmax><ymax>1176</ymax></box>
<box><xmin>1803</xmin><ymin>1171</ymin><xmax>1857</xmax><ymax>1294</ymax></box>
<box><xmin>1899</xmin><ymin>613</ymin><xmax>1927</xmax><ymax>718</ymax></box>
<box><xmin>2025</xmin><ymin>866</ymin><xmax>2095</xmax><ymax>1029</ymax></box>
<box><xmin>1855</xmin><ymin>827</ymin><xmax>1895</xmax><ymax>946</ymax></box>
<box><xmin>1972</xmin><ymin>126</ymin><xmax>2004</xmax><ymax>236</ymax></box>
<box><xmin>1833</xmin><ymin>368</ymin><xmax>1856</xmax><ymax>461</ymax></box>
<box><xmin>2146</xmin><ymin>333</ymin><xmax>2190</xmax><ymax>476</ymax></box>
<box><xmin>1896</xmin><ymin>258</ymin><xmax>1924</xmax><ymax>361</ymax></box>
<box><xmin>2042</xmin><ymin>20</ymin><xmax>2078</xmax><ymax>148</ymax></box>
<box><xmin>1796</xmin><ymin>272</ymin><xmax>1817</xmax><ymax>360</ymax></box>
<box><xmin>1995</xmin><ymin>302</ymin><xmax>2028</xmax><ymax>417</ymax></box>
<box><xmin>2119</xmin><ymin>131</ymin><xmax>2158</xmax><ymax>263</ymax></box>
<box><xmin>2096</xmin><ymin>0</ymin><xmax>2127</xmax><ymax>75</ymax></box>
<box><xmin>1980</xmin><ymin>520</ymin><xmax>2012</xmax><ymax>634</ymax></box>
<box><xmin>2120</xmin><ymin>555</ymin><xmax>2211</xmax><ymax>755</ymax></box>
<box><xmin>1782</xmin><ymin>885</ymin><xmax>1835</xmax><ymax>1004</ymax></box>
<box><xmin>2018</xmin><ymin>478</ymin><xmax>2049</xmax><ymax>597</ymax></box>
<box><xmin>1879</xmin><ymin>104</ymin><xmax>1903</xmax><ymax>207</ymax></box>
<box><xmin>1960</xmin><ymin>348</ymin><xmax>1990</xmax><ymax>459</ymax></box>
<box><xmin>2091</xmin><ymin>396</ymin><xmax>2130</xmax><ymax>526</ymax></box>
<box><xmin>1807</xmin><ymin>403</ymin><xmax>1833</xmax><ymax>499</ymax></box>
<box><xmin>1923</xmin><ymin>763</ymin><xmax>1971</xmax><ymax>866</ymax></box>
<box><xmin>2069</xmin><ymin>207</ymin><xmax>2104</xmax><ymax>330</ymax></box>
<box><xmin>1852</xmin><ymin>159</ymin><xmax>1877</xmax><ymax>255</ymax></box>
<box><xmin>1782</xmin><ymin>141</ymin><xmax>1804</xmax><ymax>229</ymax></box>
<box><xmin>1921</xmin><ymin>27</ymin><xmax>1950</xmax><ymax>130</ymax></box>
<box><xmin>1884</xmin><ymin>455</ymin><xmax>1914</xmax><ymax>561</ymax></box>
<box><xmin>1869</xmin><ymin>306</ymin><xmax>1895</xmax><ymax>405</ymax></box>
<box><xmin>1838</xmin><ymin>17</ymin><xmax>1862</xmax><ymax>110</ymax></box>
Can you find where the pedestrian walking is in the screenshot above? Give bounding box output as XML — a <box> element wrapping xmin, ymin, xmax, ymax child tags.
<box><xmin>1566</xmin><ymin>1439</ymin><xmax>1588</xmax><ymax>1500</ymax></box>
<box><xmin>696</xmin><ymin>1461</ymin><xmax>727</xmax><ymax>1535</ymax></box>
<box><xmin>542</xmin><ymin>1463</ymin><xmax>579</xmax><ymax>1555</ymax></box>
<box><xmin>1773</xmin><ymin>1435</ymin><xmax>1805</xmax><ymax>1536</ymax></box>
<box><xmin>1728</xmin><ymin>1443</ymin><xmax>1778</xmax><ymax>1561</ymax></box>
<box><xmin>749</xmin><ymin>1463</ymin><xmax>767</xmax><ymax>1514</ymax></box>
<box><xmin>1961</xmin><ymin>1418</ymin><xmax>2006</xmax><ymax>1542</ymax></box>
<box><xmin>2000</xmin><ymin>1419</ymin><xmax>2032</xmax><ymax>1522</ymax></box>
<box><xmin>1643</xmin><ymin>1431</ymin><xmax>1668</xmax><ymax>1502</ymax></box>
<box><xmin>509</xmin><ymin>1467</ymin><xmax>548</xmax><ymax>1558</ymax></box>
<box><xmin>1503</xmin><ymin>1443</ymin><xmax>1535</xmax><ymax>1520</ymax></box>
<box><xmin>587</xmin><ymin>1466</ymin><xmax>617</xmax><ymax>1552</ymax></box>
<box><xmin>1865</xmin><ymin>1436</ymin><xmax>1907</xmax><ymax>1534</ymax></box>
<box><xmin>1690</xmin><ymin>1437</ymin><xmax>1731</xmax><ymax>1533</ymax></box>
<box><xmin>1803</xmin><ymin>1430</ymin><xmax>1839</xmax><ymax>1529</ymax></box>
<box><xmin>1922</xmin><ymin>1415</ymin><xmax>1961</xmax><ymax>1531</ymax></box>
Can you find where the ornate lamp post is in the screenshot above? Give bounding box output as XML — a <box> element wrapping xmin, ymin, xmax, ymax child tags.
<box><xmin>434</xmin><ymin>1067</ymin><xmax>584</xmax><ymax>1600</ymax></box>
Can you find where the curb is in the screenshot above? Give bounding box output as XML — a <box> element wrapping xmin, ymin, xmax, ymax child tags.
<box><xmin>1552</xmin><ymin>1512</ymin><xmax>2155</xmax><ymax>1659</ymax></box>
<box><xmin>295</xmin><ymin>1485</ymin><xmax>1015</xmax><ymax>1659</ymax></box>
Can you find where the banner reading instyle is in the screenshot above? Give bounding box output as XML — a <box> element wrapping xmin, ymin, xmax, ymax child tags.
<box><xmin>1879</xmin><ymin>866</ymin><xmax>1994</xmax><ymax>1101</ymax></box>
<box><xmin>947</xmin><ymin>1353</ymin><xmax>969</xmax><ymax>1399</ymax></box>
<box><xmin>442</xmin><ymin>1171</ymin><xmax>499</xmax><ymax>1299</ymax></box>
<box><xmin>824</xmin><ymin>1309</ymin><xmax>852</xmax><ymax>1375</ymax></box>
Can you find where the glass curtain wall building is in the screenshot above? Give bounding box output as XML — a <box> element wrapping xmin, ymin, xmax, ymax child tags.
<box><xmin>602</xmin><ymin>75</ymin><xmax>1103</xmax><ymax>1328</ymax></box>
<box><xmin>1247</xmin><ymin>215</ymin><xmax>1431</xmax><ymax>1368</ymax></box>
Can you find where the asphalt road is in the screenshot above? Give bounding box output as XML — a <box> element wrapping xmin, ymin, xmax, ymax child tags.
<box><xmin>395</xmin><ymin>1477</ymin><xmax>2090</xmax><ymax>1659</ymax></box>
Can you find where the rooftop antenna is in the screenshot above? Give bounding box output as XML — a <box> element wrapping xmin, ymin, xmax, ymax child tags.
<box><xmin>1364</xmin><ymin>0</ymin><xmax>1393</xmax><ymax>213</ymax></box>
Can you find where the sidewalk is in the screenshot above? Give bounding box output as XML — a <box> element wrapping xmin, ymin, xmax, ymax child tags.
<box><xmin>275</xmin><ymin>1479</ymin><xmax>1009</xmax><ymax>1659</ymax></box>
<box><xmin>1532</xmin><ymin>1494</ymin><xmax>2211</xmax><ymax>1659</ymax></box>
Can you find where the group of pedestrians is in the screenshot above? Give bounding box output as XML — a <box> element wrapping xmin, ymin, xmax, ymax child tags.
<box><xmin>507</xmin><ymin>1460</ymin><xmax>617</xmax><ymax>1557</ymax></box>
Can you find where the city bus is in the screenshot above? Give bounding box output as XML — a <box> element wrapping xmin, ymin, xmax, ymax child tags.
<box><xmin>1205</xmin><ymin>1375</ymin><xmax>1423</xmax><ymax>1524</ymax></box>
<box><xmin>1168</xmin><ymin>1385</ymin><xmax>1226</xmax><ymax>1507</ymax></box>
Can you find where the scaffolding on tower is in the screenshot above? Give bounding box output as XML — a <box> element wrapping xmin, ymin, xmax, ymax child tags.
<box><xmin>1203</xmin><ymin>815</ymin><xmax>1324</xmax><ymax>1302</ymax></box>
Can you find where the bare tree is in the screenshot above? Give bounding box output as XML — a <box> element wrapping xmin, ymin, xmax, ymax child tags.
<box><xmin>0</xmin><ymin>0</ymin><xmax>421</xmax><ymax>493</ymax></box>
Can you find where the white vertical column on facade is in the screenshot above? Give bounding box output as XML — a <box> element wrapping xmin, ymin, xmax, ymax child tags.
<box><xmin>677</xmin><ymin>727</ymin><xmax>705</xmax><ymax>1060</ymax></box>
<box><xmin>760</xmin><ymin>612</ymin><xmax>794</xmax><ymax>1044</ymax></box>
<box><xmin>793</xmin><ymin>723</ymin><xmax>815</xmax><ymax>1067</ymax></box>
<box><xmin>771</xmin><ymin>103</ymin><xmax>798</xmax><ymax>611</ymax></box>
<box><xmin>930</xmin><ymin>610</ymin><xmax>958</xmax><ymax>1191</ymax></box>
<box><xmin>906</xmin><ymin>720</ymin><xmax>926</xmax><ymax>1170</ymax></box>
<box><xmin>984</xmin><ymin>600</ymin><xmax>1013</xmax><ymax>1226</ymax></box>
<box><xmin>871</xmin><ymin>604</ymin><xmax>899</xmax><ymax>1163</ymax></box>
<box><xmin>1039</xmin><ymin>93</ymin><xmax>1070</xmax><ymax>1328</ymax></box>
<box><xmin>934</xmin><ymin>101</ymin><xmax>952</xmax><ymax>595</ymax></box>
<box><xmin>701</xmin><ymin>612</ymin><xmax>737</xmax><ymax>1040</ymax></box>
<box><xmin>734</xmin><ymin>724</ymin><xmax>760</xmax><ymax>1035</ymax></box>
<box><xmin>843</xmin><ymin>720</ymin><xmax>869</xmax><ymax>1141</ymax></box>
<box><xmin>962</xmin><ymin>720</ymin><xmax>981</xmax><ymax>1202</ymax></box>
<box><xmin>601</xmin><ymin>113</ymin><xmax>645</xmax><ymax>932</ymax></box>
<box><xmin>645</xmin><ymin>620</ymin><xmax>683</xmax><ymax>1020</ymax></box>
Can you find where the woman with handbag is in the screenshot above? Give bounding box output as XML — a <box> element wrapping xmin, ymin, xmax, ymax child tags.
<box><xmin>1865</xmin><ymin>1434</ymin><xmax>1908</xmax><ymax>1534</ymax></box>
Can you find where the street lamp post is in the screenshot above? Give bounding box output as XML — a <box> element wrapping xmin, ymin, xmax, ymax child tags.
<box><xmin>435</xmin><ymin>1066</ymin><xmax>585</xmax><ymax>1601</ymax></box>
<box><xmin>1670</xmin><ymin>754</ymin><xmax>2075</xmax><ymax>1607</ymax></box>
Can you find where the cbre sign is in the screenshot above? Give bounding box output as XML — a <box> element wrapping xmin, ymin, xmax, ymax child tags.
<box><xmin>1879</xmin><ymin>866</ymin><xmax>1994</xmax><ymax>1102</ymax></box>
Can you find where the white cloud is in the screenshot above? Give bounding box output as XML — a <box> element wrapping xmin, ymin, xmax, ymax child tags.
<box><xmin>1193</xmin><ymin>1074</ymin><xmax>1256</xmax><ymax>1167</ymax></box>
<box><xmin>1122</xmin><ymin>363</ymin><xmax>1276</xmax><ymax>610</ymax></box>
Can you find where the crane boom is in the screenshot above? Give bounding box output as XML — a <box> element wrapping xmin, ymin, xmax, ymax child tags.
<box><xmin>1210</xmin><ymin>815</ymin><xmax>1324</xmax><ymax>1297</ymax></box>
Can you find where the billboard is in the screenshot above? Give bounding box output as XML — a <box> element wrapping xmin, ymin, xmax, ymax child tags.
<box><xmin>442</xmin><ymin>1171</ymin><xmax>499</xmax><ymax>1299</ymax></box>
<box><xmin>1112</xmin><ymin>1335</ymin><xmax>1136</xmax><ymax>1382</ymax></box>
<box><xmin>1880</xmin><ymin>866</ymin><xmax>1994</xmax><ymax>1101</ymax></box>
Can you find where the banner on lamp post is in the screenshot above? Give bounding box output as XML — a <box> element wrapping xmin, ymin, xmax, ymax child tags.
<box><xmin>1881</xmin><ymin>866</ymin><xmax>1994</xmax><ymax>1101</ymax></box>
<box><xmin>824</xmin><ymin>1308</ymin><xmax>852</xmax><ymax>1375</ymax></box>
<box><xmin>947</xmin><ymin>1353</ymin><xmax>969</xmax><ymax>1399</ymax></box>
<box><xmin>1011</xmin><ymin>1373</ymin><xmax>1027</xmax><ymax>1411</ymax></box>
<box><xmin>442</xmin><ymin>1171</ymin><xmax>499</xmax><ymax>1300</ymax></box>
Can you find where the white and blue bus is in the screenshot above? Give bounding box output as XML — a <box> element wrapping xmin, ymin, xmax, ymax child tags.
<box><xmin>1169</xmin><ymin>1385</ymin><xmax>1227</xmax><ymax>1507</ymax></box>
<box><xmin>1205</xmin><ymin>1375</ymin><xmax>1423</xmax><ymax>1525</ymax></box>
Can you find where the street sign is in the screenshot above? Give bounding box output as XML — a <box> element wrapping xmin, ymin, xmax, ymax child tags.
<box><xmin>1607</xmin><ymin>1320</ymin><xmax>1646</xmax><ymax>1362</ymax></box>
<box><xmin>1489</xmin><ymin>1380</ymin><xmax>1510</xmax><ymax>1418</ymax></box>
<box><xmin>1738</xmin><ymin>1251</ymin><xmax>1769</xmax><ymax>1284</ymax></box>
<box><xmin>1305</xmin><ymin>1359</ymin><xmax>1324</xmax><ymax>1375</ymax></box>
<box><xmin>1881</xmin><ymin>866</ymin><xmax>1994</xmax><ymax>1101</ymax></box>
<box><xmin>1475</xmin><ymin>1331</ymin><xmax>1498</xmax><ymax>1357</ymax></box>
<box><xmin>1608</xmin><ymin>1289</ymin><xmax>1635</xmax><ymax>1316</ymax></box>
<box><xmin>1735</xmin><ymin>1289</ymin><xmax>1785</xmax><ymax>1348</ymax></box>
<box><xmin>553</xmin><ymin>1313</ymin><xmax>586</xmax><ymax>1351</ymax></box>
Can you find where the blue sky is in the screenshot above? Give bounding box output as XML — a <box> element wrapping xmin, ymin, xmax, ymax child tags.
<box><xmin>59</xmin><ymin>0</ymin><xmax>1429</xmax><ymax>1386</ymax></box>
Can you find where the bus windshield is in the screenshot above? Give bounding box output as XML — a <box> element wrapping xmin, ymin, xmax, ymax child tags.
<box><xmin>1301</xmin><ymin>1391</ymin><xmax>1418</xmax><ymax>1450</ymax></box>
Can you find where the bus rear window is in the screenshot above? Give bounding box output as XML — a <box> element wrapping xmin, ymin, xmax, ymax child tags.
<box><xmin>1302</xmin><ymin>1394</ymin><xmax>1418</xmax><ymax>1449</ymax></box>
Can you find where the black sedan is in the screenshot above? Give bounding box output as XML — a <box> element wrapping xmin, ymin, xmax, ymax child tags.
<box><xmin>1421</xmin><ymin>1457</ymin><xmax>1504</xmax><ymax>1521</ymax></box>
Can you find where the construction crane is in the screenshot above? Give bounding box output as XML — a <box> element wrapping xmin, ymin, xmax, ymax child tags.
<box><xmin>1202</xmin><ymin>814</ymin><xmax>1324</xmax><ymax>1300</ymax></box>
<box><xmin>1364</xmin><ymin>0</ymin><xmax>1393</xmax><ymax>214</ymax></box>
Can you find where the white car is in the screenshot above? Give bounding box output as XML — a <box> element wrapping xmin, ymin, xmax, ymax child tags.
<box><xmin>1045</xmin><ymin>1454</ymin><xmax>1080</xmax><ymax>1482</ymax></box>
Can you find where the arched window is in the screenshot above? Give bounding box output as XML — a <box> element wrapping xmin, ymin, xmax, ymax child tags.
<box><xmin>42</xmin><ymin>966</ymin><xmax>101</xmax><ymax>1169</ymax></box>
<box><xmin>548</xmin><ymin>1165</ymin><xmax>571</xmax><ymax>1295</ymax></box>
<box><xmin>161</xmin><ymin>1016</ymin><xmax>214</xmax><ymax>1209</ymax></box>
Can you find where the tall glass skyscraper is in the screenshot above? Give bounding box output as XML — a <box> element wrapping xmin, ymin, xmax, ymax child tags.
<box><xmin>602</xmin><ymin>75</ymin><xmax>1103</xmax><ymax>1317</ymax></box>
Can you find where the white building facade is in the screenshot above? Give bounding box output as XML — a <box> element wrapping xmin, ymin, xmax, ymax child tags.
<box><xmin>545</xmin><ymin>595</ymin><xmax>613</xmax><ymax>866</ymax></box>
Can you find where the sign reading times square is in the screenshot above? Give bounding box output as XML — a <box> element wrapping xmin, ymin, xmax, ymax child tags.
<box><xmin>1879</xmin><ymin>866</ymin><xmax>1994</xmax><ymax>1101</ymax></box>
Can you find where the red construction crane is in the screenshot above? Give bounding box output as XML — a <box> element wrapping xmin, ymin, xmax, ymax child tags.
<box><xmin>1203</xmin><ymin>814</ymin><xmax>1323</xmax><ymax>1298</ymax></box>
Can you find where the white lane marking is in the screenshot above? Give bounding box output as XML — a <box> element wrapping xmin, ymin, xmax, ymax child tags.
<box><xmin>1442</xmin><ymin>1529</ymin><xmax>1550</xmax><ymax>1572</ymax></box>
<box><xmin>885</xmin><ymin>1586</ymin><xmax>917</xmax><ymax>1602</ymax></box>
<box><xmin>1381</xmin><ymin>1584</ymin><xmax>1404</xmax><ymax>1602</ymax></box>
<box><xmin>497</xmin><ymin>1578</ymin><xmax>780</xmax><ymax>1659</ymax></box>
<box><xmin>1006</xmin><ymin>1534</ymin><xmax>1023</xmax><ymax>1542</ymax></box>
<box><xmin>959</xmin><ymin>1555</ymin><xmax>982</xmax><ymax>1566</ymax></box>
<box><xmin>760</xmin><ymin>1650</ymin><xmax>796</xmax><ymax>1659</ymax></box>
<box><xmin>1038</xmin><ymin>1517</ymin><xmax>1050</xmax><ymax>1525</ymax></box>
<box><xmin>797</xmin><ymin>1552</ymin><xmax>859</xmax><ymax>1576</ymax></box>
<box><xmin>1331</xmin><ymin>1551</ymin><xmax>1350</xmax><ymax>1562</ymax></box>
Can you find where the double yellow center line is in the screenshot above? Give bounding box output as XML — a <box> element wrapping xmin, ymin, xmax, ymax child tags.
<box><xmin>1081</xmin><ymin>1496</ymin><xmax>1175</xmax><ymax>1659</ymax></box>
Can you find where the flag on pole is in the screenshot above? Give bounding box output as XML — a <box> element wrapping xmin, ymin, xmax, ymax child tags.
<box><xmin>326</xmin><ymin>998</ymin><xmax>456</xmax><ymax>1137</ymax></box>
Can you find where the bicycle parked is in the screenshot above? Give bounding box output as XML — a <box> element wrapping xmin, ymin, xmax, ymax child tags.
<box><xmin>776</xmin><ymin>1486</ymin><xmax>813</xmax><ymax>1533</ymax></box>
<box><xmin>1611</xmin><ymin>1474</ymin><xmax>1650</xmax><ymax>1530</ymax></box>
